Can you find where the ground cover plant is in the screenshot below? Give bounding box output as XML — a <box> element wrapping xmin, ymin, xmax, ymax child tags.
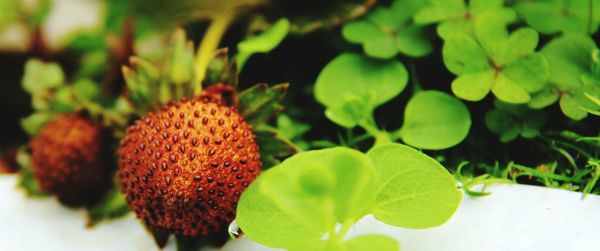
<box><xmin>0</xmin><ymin>0</ymin><xmax>599</xmax><ymax>250</ymax></box>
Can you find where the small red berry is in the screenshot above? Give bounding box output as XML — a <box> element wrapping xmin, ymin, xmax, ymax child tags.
<box><xmin>29</xmin><ymin>114</ymin><xmax>111</xmax><ymax>206</ymax></box>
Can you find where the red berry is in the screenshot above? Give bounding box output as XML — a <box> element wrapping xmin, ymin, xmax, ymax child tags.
<box><xmin>118</xmin><ymin>96</ymin><xmax>261</xmax><ymax>237</ymax></box>
<box><xmin>29</xmin><ymin>114</ymin><xmax>111</xmax><ymax>206</ymax></box>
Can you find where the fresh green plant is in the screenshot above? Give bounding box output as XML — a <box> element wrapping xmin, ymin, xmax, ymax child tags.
<box><xmin>314</xmin><ymin>53</ymin><xmax>472</xmax><ymax>149</ymax></box>
<box><xmin>237</xmin><ymin>143</ymin><xmax>461</xmax><ymax>251</ymax></box>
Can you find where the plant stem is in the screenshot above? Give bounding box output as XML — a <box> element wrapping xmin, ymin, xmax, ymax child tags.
<box><xmin>358</xmin><ymin>116</ymin><xmax>392</xmax><ymax>147</ymax></box>
<box><xmin>409</xmin><ymin>60</ymin><xmax>422</xmax><ymax>95</ymax></box>
<box><xmin>194</xmin><ymin>12</ymin><xmax>236</xmax><ymax>93</ymax></box>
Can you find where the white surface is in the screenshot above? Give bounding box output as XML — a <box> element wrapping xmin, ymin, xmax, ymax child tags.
<box><xmin>1</xmin><ymin>174</ymin><xmax>599</xmax><ymax>251</ymax></box>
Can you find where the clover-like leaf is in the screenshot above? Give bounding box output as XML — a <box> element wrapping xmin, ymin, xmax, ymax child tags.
<box><xmin>541</xmin><ymin>34</ymin><xmax>600</xmax><ymax>119</ymax></box>
<box><xmin>315</xmin><ymin>53</ymin><xmax>408</xmax><ymax>125</ymax></box>
<box><xmin>443</xmin><ymin>20</ymin><xmax>549</xmax><ymax>104</ymax></box>
<box><xmin>515</xmin><ymin>0</ymin><xmax>600</xmax><ymax>35</ymax></box>
<box><xmin>399</xmin><ymin>91</ymin><xmax>471</xmax><ymax>150</ymax></box>
<box><xmin>367</xmin><ymin>143</ymin><xmax>462</xmax><ymax>229</ymax></box>
<box><xmin>342</xmin><ymin>0</ymin><xmax>432</xmax><ymax>59</ymax></box>
<box><xmin>415</xmin><ymin>0</ymin><xmax>517</xmax><ymax>39</ymax></box>
<box><xmin>485</xmin><ymin>101</ymin><xmax>547</xmax><ymax>142</ymax></box>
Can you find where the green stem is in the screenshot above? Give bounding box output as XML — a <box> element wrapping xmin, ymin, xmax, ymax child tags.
<box><xmin>358</xmin><ymin>116</ymin><xmax>391</xmax><ymax>147</ymax></box>
<box><xmin>194</xmin><ymin>12</ymin><xmax>236</xmax><ymax>93</ymax></box>
<box><xmin>409</xmin><ymin>60</ymin><xmax>422</xmax><ymax>95</ymax></box>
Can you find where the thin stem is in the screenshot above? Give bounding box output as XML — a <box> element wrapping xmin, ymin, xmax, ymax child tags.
<box><xmin>194</xmin><ymin>12</ymin><xmax>236</xmax><ymax>93</ymax></box>
<box><xmin>409</xmin><ymin>60</ymin><xmax>422</xmax><ymax>94</ymax></box>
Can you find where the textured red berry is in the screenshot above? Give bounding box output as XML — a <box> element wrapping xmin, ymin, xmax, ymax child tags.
<box><xmin>29</xmin><ymin>114</ymin><xmax>111</xmax><ymax>206</ymax></box>
<box><xmin>118</xmin><ymin>96</ymin><xmax>261</xmax><ymax>237</ymax></box>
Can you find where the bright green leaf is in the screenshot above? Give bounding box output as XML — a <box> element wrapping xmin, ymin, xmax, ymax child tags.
<box><xmin>491</xmin><ymin>73</ymin><xmax>531</xmax><ymax>104</ymax></box>
<box><xmin>367</xmin><ymin>143</ymin><xmax>462</xmax><ymax>229</ymax></box>
<box><xmin>451</xmin><ymin>70</ymin><xmax>495</xmax><ymax>101</ymax></box>
<box><xmin>395</xmin><ymin>25</ymin><xmax>433</xmax><ymax>57</ymax></box>
<box><xmin>442</xmin><ymin>34</ymin><xmax>490</xmax><ymax>74</ymax></box>
<box><xmin>541</xmin><ymin>34</ymin><xmax>596</xmax><ymax>89</ymax></box>
<box><xmin>315</xmin><ymin>53</ymin><xmax>408</xmax><ymax>110</ymax></box>
<box><xmin>400</xmin><ymin>91</ymin><xmax>471</xmax><ymax>150</ymax></box>
<box><xmin>236</xmin><ymin>175</ymin><xmax>325</xmax><ymax>248</ymax></box>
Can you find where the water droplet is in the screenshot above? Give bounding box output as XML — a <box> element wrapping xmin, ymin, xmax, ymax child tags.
<box><xmin>228</xmin><ymin>220</ymin><xmax>244</xmax><ymax>239</ymax></box>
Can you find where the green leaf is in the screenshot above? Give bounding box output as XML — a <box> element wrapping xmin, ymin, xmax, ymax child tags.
<box><xmin>491</xmin><ymin>73</ymin><xmax>531</xmax><ymax>104</ymax></box>
<box><xmin>342</xmin><ymin>20</ymin><xmax>387</xmax><ymax>44</ymax></box>
<box><xmin>485</xmin><ymin>101</ymin><xmax>546</xmax><ymax>141</ymax></box>
<box><xmin>499</xmin><ymin>28</ymin><xmax>539</xmax><ymax>66</ymax></box>
<box><xmin>237</xmin><ymin>148</ymin><xmax>378</xmax><ymax>249</ymax></box>
<box><xmin>367</xmin><ymin>143</ymin><xmax>462</xmax><ymax>229</ymax></box>
<box><xmin>237</xmin><ymin>18</ymin><xmax>290</xmax><ymax>68</ymax></box>
<box><xmin>501</xmin><ymin>53</ymin><xmax>549</xmax><ymax>94</ymax></box>
<box><xmin>315</xmin><ymin>53</ymin><xmax>408</xmax><ymax>111</ymax></box>
<box><xmin>260</xmin><ymin>148</ymin><xmax>377</xmax><ymax>225</ymax></box>
<box><xmin>22</xmin><ymin>59</ymin><xmax>65</xmax><ymax>94</ymax></box>
<box><xmin>342</xmin><ymin>2</ymin><xmax>432</xmax><ymax>58</ymax></box>
<box><xmin>73</xmin><ymin>79</ymin><xmax>100</xmax><ymax>101</ymax></box>
<box><xmin>395</xmin><ymin>25</ymin><xmax>433</xmax><ymax>58</ymax></box>
<box><xmin>364</xmin><ymin>36</ymin><xmax>397</xmax><ymax>59</ymax></box>
<box><xmin>238</xmin><ymin>83</ymin><xmax>288</xmax><ymax>126</ymax></box>
<box><xmin>414</xmin><ymin>0</ymin><xmax>465</xmax><ymax>24</ymax></box>
<box><xmin>400</xmin><ymin>91</ymin><xmax>471</xmax><ymax>150</ymax></box>
<box><xmin>20</xmin><ymin>112</ymin><xmax>54</xmax><ymax>136</ymax></box>
<box><xmin>451</xmin><ymin>70</ymin><xmax>495</xmax><ymax>101</ymax></box>
<box><xmin>237</xmin><ymin>174</ymin><xmax>325</xmax><ymax>248</ymax></box>
<box><xmin>324</xmin><ymin>95</ymin><xmax>373</xmax><ymax>128</ymax></box>
<box><xmin>344</xmin><ymin>234</ymin><xmax>399</xmax><ymax>251</ymax></box>
<box><xmin>253</xmin><ymin>127</ymin><xmax>299</xmax><ymax>168</ymax></box>
<box><xmin>442</xmin><ymin>34</ymin><xmax>490</xmax><ymax>75</ymax></box>
<box><xmin>515</xmin><ymin>0</ymin><xmax>600</xmax><ymax>35</ymax></box>
<box><xmin>474</xmin><ymin>14</ymin><xmax>507</xmax><ymax>64</ymax></box>
<box><xmin>560</xmin><ymin>92</ymin><xmax>588</xmax><ymax>120</ymax></box>
<box><xmin>529</xmin><ymin>86</ymin><xmax>560</xmax><ymax>109</ymax></box>
<box><xmin>541</xmin><ymin>34</ymin><xmax>596</xmax><ymax>89</ymax></box>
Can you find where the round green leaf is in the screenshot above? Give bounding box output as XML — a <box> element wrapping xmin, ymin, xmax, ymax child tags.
<box><xmin>315</xmin><ymin>53</ymin><xmax>408</xmax><ymax>110</ymax></box>
<box><xmin>367</xmin><ymin>143</ymin><xmax>462</xmax><ymax>229</ymax></box>
<box><xmin>345</xmin><ymin>234</ymin><xmax>399</xmax><ymax>251</ymax></box>
<box><xmin>400</xmin><ymin>91</ymin><xmax>471</xmax><ymax>150</ymax></box>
